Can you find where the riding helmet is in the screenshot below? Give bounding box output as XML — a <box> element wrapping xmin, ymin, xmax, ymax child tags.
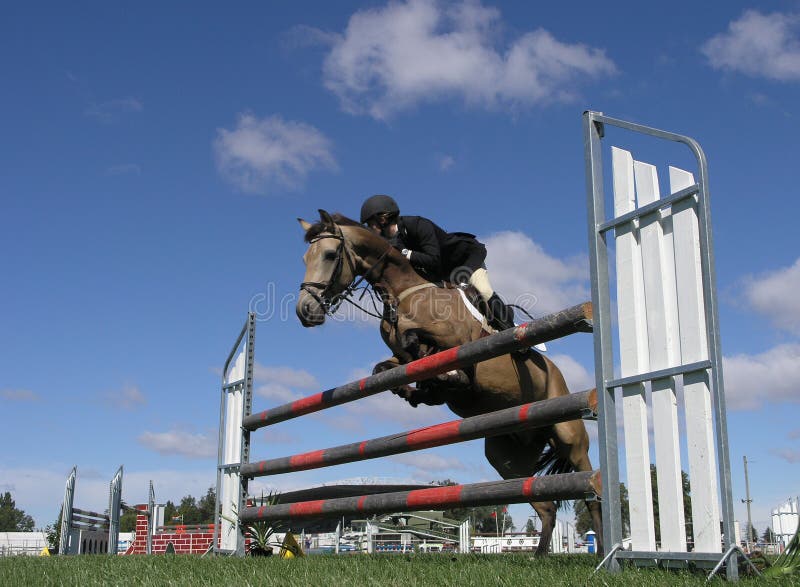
<box><xmin>360</xmin><ymin>194</ymin><xmax>400</xmax><ymax>224</ymax></box>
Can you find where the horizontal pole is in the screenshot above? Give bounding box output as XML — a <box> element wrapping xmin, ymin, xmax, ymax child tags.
<box><xmin>597</xmin><ymin>184</ymin><xmax>699</xmax><ymax>234</ymax></box>
<box><xmin>615</xmin><ymin>551</ymin><xmax>723</xmax><ymax>563</ymax></box>
<box><xmin>72</xmin><ymin>513</ymin><xmax>109</xmax><ymax>525</ymax></box>
<box><xmin>240</xmin><ymin>470</ymin><xmax>600</xmax><ymax>524</ymax></box>
<box><xmin>605</xmin><ymin>360</ymin><xmax>711</xmax><ymax>389</ymax></box>
<box><xmin>71</xmin><ymin>523</ymin><xmax>110</xmax><ymax>531</ymax></box>
<box><xmin>244</xmin><ymin>302</ymin><xmax>593</xmax><ymax>431</ymax></box>
<box><xmin>71</xmin><ymin>508</ymin><xmax>107</xmax><ymax>519</ymax></box>
<box><xmin>242</xmin><ymin>389</ymin><xmax>597</xmax><ymax>478</ymax></box>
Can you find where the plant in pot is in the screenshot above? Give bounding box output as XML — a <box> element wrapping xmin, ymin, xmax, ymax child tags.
<box><xmin>221</xmin><ymin>491</ymin><xmax>302</xmax><ymax>557</ymax></box>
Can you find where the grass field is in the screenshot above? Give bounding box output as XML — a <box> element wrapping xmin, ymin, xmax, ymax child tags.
<box><xmin>0</xmin><ymin>553</ymin><xmax>786</xmax><ymax>587</ymax></box>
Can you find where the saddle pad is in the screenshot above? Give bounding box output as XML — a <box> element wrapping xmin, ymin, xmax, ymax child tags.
<box><xmin>456</xmin><ymin>289</ymin><xmax>547</xmax><ymax>352</ymax></box>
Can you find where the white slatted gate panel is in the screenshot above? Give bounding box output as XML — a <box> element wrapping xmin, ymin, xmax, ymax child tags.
<box><xmin>220</xmin><ymin>348</ymin><xmax>246</xmax><ymax>552</ymax></box>
<box><xmin>611</xmin><ymin>147</ymin><xmax>722</xmax><ymax>553</ymax></box>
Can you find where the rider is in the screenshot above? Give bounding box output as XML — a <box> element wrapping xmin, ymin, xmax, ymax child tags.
<box><xmin>360</xmin><ymin>194</ymin><xmax>516</xmax><ymax>332</ymax></box>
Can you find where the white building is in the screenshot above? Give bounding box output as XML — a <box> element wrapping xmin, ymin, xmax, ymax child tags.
<box><xmin>772</xmin><ymin>497</ymin><xmax>799</xmax><ymax>549</ymax></box>
<box><xmin>0</xmin><ymin>532</ymin><xmax>48</xmax><ymax>556</ymax></box>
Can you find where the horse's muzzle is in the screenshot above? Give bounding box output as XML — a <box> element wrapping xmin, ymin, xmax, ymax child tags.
<box><xmin>296</xmin><ymin>292</ymin><xmax>326</xmax><ymax>327</ymax></box>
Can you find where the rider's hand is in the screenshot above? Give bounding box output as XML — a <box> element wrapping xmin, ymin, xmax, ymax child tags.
<box><xmin>401</xmin><ymin>249</ymin><xmax>413</xmax><ymax>261</ymax></box>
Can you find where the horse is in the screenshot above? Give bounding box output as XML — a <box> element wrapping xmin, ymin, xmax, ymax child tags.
<box><xmin>295</xmin><ymin>210</ymin><xmax>603</xmax><ymax>556</ymax></box>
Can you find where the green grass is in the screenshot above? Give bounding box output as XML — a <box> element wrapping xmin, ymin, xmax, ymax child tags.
<box><xmin>0</xmin><ymin>553</ymin><xmax>787</xmax><ymax>586</ymax></box>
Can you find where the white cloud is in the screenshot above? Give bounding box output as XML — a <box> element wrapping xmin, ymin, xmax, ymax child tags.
<box><xmin>84</xmin><ymin>97</ymin><xmax>143</xmax><ymax>122</ymax></box>
<box><xmin>214</xmin><ymin>113</ymin><xmax>337</xmax><ymax>194</ymax></box>
<box><xmin>1</xmin><ymin>389</ymin><xmax>39</xmax><ymax>402</ymax></box>
<box><xmin>262</xmin><ymin>429</ymin><xmax>296</xmax><ymax>444</ymax></box>
<box><xmin>255</xmin><ymin>364</ymin><xmax>319</xmax><ymax>388</ymax></box>
<box><xmin>483</xmin><ymin>231</ymin><xmax>588</xmax><ymax>316</ymax></box>
<box><xmin>702</xmin><ymin>10</ymin><xmax>800</xmax><ymax>81</ymax></box>
<box><xmin>319</xmin><ymin>0</ymin><xmax>616</xmax><ymax>119</ymax></box>
<box><xmin>723</xmin><ymin>344</ymin><xmax>800</xmax><ymax>410</ymax></box>
<box><xmin>137</xmin><ymin>429</ymin><xmax>216</xmax><ymax>459</ymax></box>
<box><xmin>253</xmin><ymin>363</ymin><xmax>320</xmax><ymax>402</ymax></box>
<box><xmin>550</xmin><ymin>353</ymin><xmax>595</xmax><ymax>393</ymax></box>
<box><xmin>103</xmin><ymin>384</ymin><xmax>146</xmax><ymax>410</ymax></box>
<box><xmin>771</xmin><ymin>448</ymin><xmax>800</xmax><ymax>464</ymax></box>
<box><xmin>741</xmin><ymin>257</ymin><xmax>800</xmax><ymax>335</ymax></box>
<box><xmin>439</xmin><ymin>155</ymin><xmax>455</xmax><ymax>171</ymax></box>
<box><xmin>344</xmin><ymin>389</ymin><xmax>451</xmax><ymax>429</ymax></box>
<box><xmin>390</xmin><ymin>452</ymin><xmax>466</xmax><ymax>473</ymax></box>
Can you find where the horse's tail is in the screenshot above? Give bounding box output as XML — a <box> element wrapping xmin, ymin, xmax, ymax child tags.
<box><xmin>533</xmin><ymin>444</ymin><xmax>575</xmax><ymax>510</ymax></box>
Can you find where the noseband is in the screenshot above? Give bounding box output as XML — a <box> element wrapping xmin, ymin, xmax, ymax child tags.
<box><xmin>301</xmin><ymin>229</ymin><xmax>392</xmax><ymax>316</ymax></box>
<box><xmin>300</xmin><ymin>232</ymin><xmax>353</xmax><ymax>314</ymax></box>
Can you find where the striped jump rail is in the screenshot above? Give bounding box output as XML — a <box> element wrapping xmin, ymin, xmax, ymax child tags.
<box><xmin>240</xmin><ymin>471</ymin><xmax>601</xmax><ymax>524</ymax></box>
<box><xmin>241</xmin><ymin>388</ymin><xmax>597</xmax><ymax>478</ymax></box>
<box><xmin>243</xmin><ymin>302</ymin><xmax>593</xmax><ymax>431</ymax></box>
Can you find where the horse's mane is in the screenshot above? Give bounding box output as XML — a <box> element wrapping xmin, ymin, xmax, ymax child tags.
<box><xmin>304</xmin><ymin>213</ymin><xmax>364</xmax><ymax>243</ymax></box>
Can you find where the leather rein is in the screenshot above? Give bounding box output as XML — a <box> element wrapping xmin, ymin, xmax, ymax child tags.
<box><xmin>300</xmin><ymin>228</ymin><xmax>393</xmax><ymax>317</ymax></box>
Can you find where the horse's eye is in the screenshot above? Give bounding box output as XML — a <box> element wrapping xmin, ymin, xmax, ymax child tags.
<box><xmin>324</xmin><ymin>251</ymin><xmax>337</xmax><ymax>261</ymax></box>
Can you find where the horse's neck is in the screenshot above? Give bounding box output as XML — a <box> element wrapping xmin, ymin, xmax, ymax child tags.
<box><xmin>346</xmin><ymin>228</ymin><xmax>426</xmax><ymax>298</ymax></box>
<box><xmin>376</xmin><ymin>261</ymin><xmax>427</xmax><ymax>299</ymax></box>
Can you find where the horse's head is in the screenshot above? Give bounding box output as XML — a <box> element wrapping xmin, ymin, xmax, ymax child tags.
<box><xmin>296</xmin><ymin>209</ymin><xmax>361</xmax><ymax>327</ymax></box>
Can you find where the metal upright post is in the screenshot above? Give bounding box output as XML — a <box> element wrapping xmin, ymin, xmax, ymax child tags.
<box><xmin>742</xmin><ymin>456</ymin><xmax>753</xmax><ymax>552</ymax></box>
<box><xmin>108</xmin><ymin>466</ymin><xmax>123</xmax><ymax>555</ymax></box>
<box><xmin>59</xmin><ymin>467</ymin><xmax>77</xmax><ymax>555</ymax></box>
<box><xmin>584</xmin><ymin>111</ymin><xmax>622</xmax><ymax>570</ymax></box>
<box><xmin>146</xmin><ymin>481</ymin><xmax>155</xmax><ymax>555</ymax></box>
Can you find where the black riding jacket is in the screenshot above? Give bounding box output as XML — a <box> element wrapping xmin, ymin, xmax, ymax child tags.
<box><xmin>390</xmin><ymin>216</ymin><xmax>486</xmax><ymax>282</ymax></box>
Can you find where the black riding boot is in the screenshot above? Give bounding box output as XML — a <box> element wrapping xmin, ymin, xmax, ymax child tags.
<box><xmin>487</xmin><ymin>293</ymin><xmax>516</xmax><ymax>332</ymax></box>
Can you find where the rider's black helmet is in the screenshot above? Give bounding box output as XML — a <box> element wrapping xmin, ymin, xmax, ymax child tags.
<box><xmin>360</xmin><ymin>194</ymin><xmax>399</xmax><ymax>224</ymax></box>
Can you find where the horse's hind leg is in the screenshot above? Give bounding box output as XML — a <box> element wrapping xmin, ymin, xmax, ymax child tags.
<box><xmin>551</xmin><ymin>419</ymin><xmax>604</xmax><ymax>556</ymax></box>
<box><xmin>531</xmin><ymin>501</ymin><xmax>557</xmax><ymax>556</ymax></box>
<box><xmin>484</xmin><ymin>434</ymin><xmax>555</xmax><ymax>556</ymax></box>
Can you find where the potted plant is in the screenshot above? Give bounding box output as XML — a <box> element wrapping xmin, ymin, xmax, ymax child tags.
<box><xmin>222</xmin><ymin>491</ymin><xmax>302</xmax><ymax>557</ymax></box>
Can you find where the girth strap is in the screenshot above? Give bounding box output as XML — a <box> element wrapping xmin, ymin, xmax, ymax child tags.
<box><xmin>396</xmin><ymin>282</ymin><xmax>438</xmax><ymax>304</ymax></box>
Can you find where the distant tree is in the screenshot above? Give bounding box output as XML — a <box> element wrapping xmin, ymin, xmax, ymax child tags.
<box><xmin>46</xmin><ymin>508</ymin><xmax>63</xmax><ymax>551</ymax></box>
<box><xmin>0</xmin><ymin>492</ymin><xmax>35</xmax><ymax>531</ymax></box>
<box><xmin>472</xmin><ymin>506</ymin><xmax>513</xmax><ymax>534</ymax></box>
<box><xmin>524</xmin><ymin>518</ymin><xmax>537</xmax><ymax>536</ymax></box>
<box><xmin>429</xmin><ymin>479</ymin><xmax>511</xmax><ymax>532</ymax></box>
<box><xmin>575</xmin><ymin>483</ymin><xmax>628</xmax><ymax>536</ymax></box>
<box><xmin>650</xmin><ymin>466</ymin><xmax>692</xmax><ymax>545</ymax></box>
<box><xmin>762</xmin><ymin>527</ymin><xmax>775</xmax><ymax>543</ymax></box>
<box><xmin>749</xmin><ymin>524</ymin><xmax>759</xmax><ymax>543</ymax></box>
<box><xmin>178</xmin><ymin>496</ymin><xmax>200</xmax><ymax>525</ymax></box>
<box><xmin>163</xmin><ymin>500</ymin><xmax>178</xmax><ymax>524</ymax></box>
<box><xmin>120</xmin><ymin>505</ymin><xmax>138</xmax><ymax>532</ymax></box>
<box><xmin>197</xmin><ymin>487</ymin><xmax>216</xmax><ymax>524</ymax></box>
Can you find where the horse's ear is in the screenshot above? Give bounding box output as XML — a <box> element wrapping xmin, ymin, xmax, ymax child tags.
<box><xmin>298</xmin><ymin>218</ymin><xmax>312</xmax><ymax>232</ymax></box>
<box><xmin>318</xmin><ymin>209</ymin><xmax>335</xmax><ymax>228</ymax></box>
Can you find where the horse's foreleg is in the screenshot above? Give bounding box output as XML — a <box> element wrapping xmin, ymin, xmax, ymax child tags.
<box><xmin>396</xmin><ymin>329</ymin><xmax>421</xmax><ymax>363</ymax></box>
<box><xmin>372</xmin><ymin>357</ymin><xmax>416</xmax><ymax>401</ymax></box>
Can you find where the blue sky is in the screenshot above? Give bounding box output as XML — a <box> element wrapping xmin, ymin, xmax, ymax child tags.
<box><xmin>2</xmin><ymin>1</ymin><xmax>799</xmax><ymax>537</ymax></box>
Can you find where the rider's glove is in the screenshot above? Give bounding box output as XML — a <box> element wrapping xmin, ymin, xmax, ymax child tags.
<box><xmin>401</xmin><ymin>249</ymin><xmax>413</xmax><ymax>261</ymax></box>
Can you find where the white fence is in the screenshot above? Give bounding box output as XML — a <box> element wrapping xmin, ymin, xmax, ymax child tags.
<box><xmin>612</xmin><ymin>147</ymin><xmax>721</xmax><ymax>553</ymax></box>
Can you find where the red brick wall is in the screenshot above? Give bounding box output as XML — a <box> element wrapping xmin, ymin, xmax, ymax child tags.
<box><xmin>124</xmin><ymin>504</ymin><xmax>218</xmax><ymax>555</ymax></box>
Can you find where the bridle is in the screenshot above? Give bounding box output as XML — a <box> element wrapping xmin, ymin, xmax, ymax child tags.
<box><xmin>300</xmin><ymin>227</ymin><xmax>393</xmax><ymax>316</ymax></box>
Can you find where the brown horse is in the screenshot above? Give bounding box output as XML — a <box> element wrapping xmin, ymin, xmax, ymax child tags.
<box><xmin>296</xmin><ymin>210</ymin><xmax>602</xmax><ymax>556</ymax></box>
